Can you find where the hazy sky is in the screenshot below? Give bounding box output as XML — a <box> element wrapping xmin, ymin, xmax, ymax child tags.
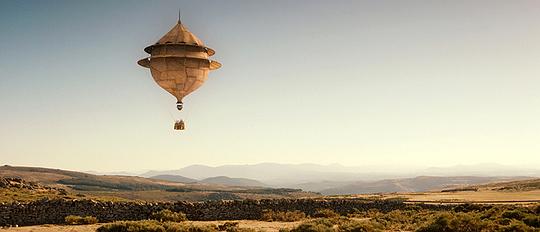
<box><xmin>1</xmin><ymin>0</ymin><xmax>539</xmax><ymax>172</ymax></box>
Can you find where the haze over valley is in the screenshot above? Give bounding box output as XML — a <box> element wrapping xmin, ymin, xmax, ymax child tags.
<box><xmin>88</xmin><ymin>162</ymin><xmax>540</xmax><ymax>194</ymax></box>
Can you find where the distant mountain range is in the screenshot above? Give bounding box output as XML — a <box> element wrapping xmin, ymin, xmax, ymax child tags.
<box><xmin>140</xmin><ymin>163</ymin><xmax>403</xmax><ymax>184</ymax></box>
<box><xmin>139</xmin><ymin>163</ymin><xmax>540</xmax><ymax>194</ymax></box>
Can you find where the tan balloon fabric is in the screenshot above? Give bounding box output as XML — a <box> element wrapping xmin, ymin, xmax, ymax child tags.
<box><xmin>148</xmin><ymin>57</ymin><xmax>210</xmax><ymax>102</ymax></box>
<box><xmin>138</xmin><ymin>21</ymin><xmax>220</xmax><ymax>103</ymax></box>
<box><xmin>156</xmin><ymin>23</ymin><xmax>204</xmax><ymax>46</ymax></box>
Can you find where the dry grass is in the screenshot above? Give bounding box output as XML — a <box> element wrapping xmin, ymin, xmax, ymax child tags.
<box><xmin>0</xmin><ymin>220</ymin><xmax>303</xmax><ymax>232</ymax></box>
<box><xmin>394</xmin><ymin>190</ymin><xmax>540</xmax><ymax>203</ymax></box>
<box><xmin>0</xmin><ymin>224</ymin><xmax>101</xmax><ymax>232</ymax></box>
<box><xmin>348</xmin><ymin>189</ymin><xmax>540</xmax><ymax>204</ymax></box>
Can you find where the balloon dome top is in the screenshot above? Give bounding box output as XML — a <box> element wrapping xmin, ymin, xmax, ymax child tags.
<box><xmin>157</xmin><ymin>23</ymin><xmax>204</xmax><ymax>46</ymax></box>
<box><xmin>143</xmin><ymin>22</ymin><xmax>215</xmax><ymax>56</ymax></box>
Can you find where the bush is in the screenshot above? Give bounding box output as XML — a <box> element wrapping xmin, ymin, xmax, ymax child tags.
<box><xmin>448</xmin><ymin>213</ymin><xmax>486</xmax><ymax>232</ymax></box>
<box><xmin>163</xmin><ymin>222</ymin><xmax>218</xmax><ymax>232</ymax></box>
<box><xmin>97</xmin><ymin>221</ymin><xmax>219</xmax><ymax>232</ymax></box>
<box><xmin>371</xmin><ymin>209</ymin><xmax>435</xmax><ymax>231</ymax></box>
<box><xmin>348</xmin><ymin>209</ymin><xmax>382</xmax><ymax>219</ymax></box>
<box><xmin>498</xmin><ymin>220</ymin><xmax>535</xmax><ymax>232</ymax></box>
<box><xmin>416</xmin><ymin>214</ymin><xmax>453</xmax><ymax>232</ymax></box>
<box><xmin>339</xmin><ymin>220</ymin><xmax>383</xmax><ymax>232</ymax></box>
<box><xmin>219</xmin><ymin>224</ymin><xmax>255</xmax><ymax>232</ymax></box>
<box><xmin>218</xmin><ymin>222</ymin><xmax>241</xmax><ymax>232</ymax></box>
<box><xmin>97</xmin><ymin>220</ymin><xmax>165</xmax><ymax>232</ymax></box>
<box><xmin>501</xmin><ymin>210</ymin><xmax>526</xmax><ymax>220</ymax></box>
<box><xmin>534</xmin><ymin>204</ymin><xmax>540</xmax><ymax>214</ymax></box>
<box><xmin>288</xmin><ymin>218</ymin><xmax>383</xmax><ymax>232</ymax></box>
<box><xmin>523</xmin><ymin>215</ymin><xmax>540</xmax><ymax>228</ymax></box>
<box><xmin>313</xmin><ymin>209</ymin><xmax>339</xmax><ymax>218</ymax></box>
<box><xmin>290</xmin><ymin>219</ymin><xmax>335</xmax><ymax>232</ymax></box>
<box><xmin>416</xmin><ymin>213</ymin><xmax>489</xmax><ymax>232</ymax></box>
<box><xmin>151</xmin><ymin>209</ymin><xmax>187</xmax><ymax>222</ymax></box>
<box><xmin>65</xmin><ymin>215</ymin><xmax>98</xmax><ymax>225</ymax></box>
<box><xmin>227</xmin><ymin>228</ymin><xmax>256</xmax><ymax>232</ymax></box>
<box><xmin>204</xmin><ymin>192</ymin><xmax>241</xmax><ymax>201</ymax></box>
<box><xmin>261</xmin><ymin>210</ymin><xmax>306</xmax><ymax>222</ymax></box>
<box><xmin>496</xmin><ymin>218</ymin><xmax>512</xmax><ymax>226</ymax></box>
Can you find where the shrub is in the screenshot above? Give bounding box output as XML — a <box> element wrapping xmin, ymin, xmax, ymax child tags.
<box><xmin>523</xmin><ymin>215</ymin><xmax>540</xmax><ymax>228</ymax></box>
<box><xmin>261</xmin><ymin>210</ymin><xmax>306</xmax><ymax>222</ymax></box>
<box><xmin>313</xmin><ymin>209</ymin><xmax>339</xmax><ymax>218</ymax></box>
<box><xmin>496</xmin><ymin>218</ymin><xmax>512</xmax><ymax>226</ymax></box>
<box><xmin>231</xmin><ymin>229</ymin><xmax>256</xmax><ymax>232</ymax></box>
<box><xmin>151</xmin><ymin>209</ymin><xmax>187</xmax><ymax>222</ymax></box>
<box><xmin>501</xmin><ymin>210</ymin><xmax>526</xmax><ymax>220</ymax></box>
<box><xmin>534</xmin><ymin>204</ymin><xmax>540</xmax><ymax>214</ymax></box>
<box><xmin>97</xmin><ymin>221</ymin><xmax>219</xmax><ymax>232</ymax></box>
<box><xmin>222</xmin><ymin>226</ymin><xmax>256</xmax><ymax>232</ymax></box>
<box><xmin>371</xmin><ymin>209</ymin><xmax>435</xmax><ymax>231</ymax></box>
<box><xmin>416</xmin><ymin>213</ymin><xmax>489</xmax><ymax>232</ymax></box>
<box><xmin>339</xmin><ymin>220</ymin><xmax>383</xmax><ymax>232</ymax></box>
<box><xmin>204</xmin><ymin>192</ymin><xmax>241</xmax><ymax>201</ymax></box>
<box><xmin>217</xmin><ymin>222</ymin><xmax>255</xmax><ymax>232</ymax></box>
<box><xmin>97</xmin><ymin>220</ymin><xmax>165</xmax><ymax>232</ymax></box>
<box><xmin>448</xmin><ymin>213</ymin><xmax>486</xmax><ymax>232</ymax></box>
<box><xmin>498</xmin><ymin>220</ymin><xmax>535</xmax><ymax>232</ymax></box>
<box><xmin>65</xmin><ymin>215</ymin><xmax>98</xmax><ymax>225</ymax></box>
<box><xmin>163</xmin><ymin>222</ymin><xmax>218</xmax><ymax>232</ymax></box>
<box><xmin>352</xmin><ymin>209</ymin><xmax>382</xmax><ymax>219</ymax></box>
<box><xmin>290</xmin><ymin>219</ymin><xmax>335</xmax><ymax>232</ymax></box>
<box><xmin>289</xmin><ymin>218</ymin><xmax>383</xmax><ymax>232</ymax></box>
<box><xmin>218</xmin><ymin>222</ymin><xmax>240</xmax><ymax>231</ymax></box>
<box><xmin>416</xmin><ymin>214</ymin><xmax>453</xmax><ymax>232</ymax></box>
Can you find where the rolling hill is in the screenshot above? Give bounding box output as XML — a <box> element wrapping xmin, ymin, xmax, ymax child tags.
<box><xmin>0</xmin><ymin>165</ymin><xmax>183</xmax><ymax>191</ymax></box>
<box><xmin>149</xmin><ymin>175</ymin><xmax>198</xmax><ymax>183</ymax></box>
<box><xmin>0</xmin><ymin>165</ymin><xmax>311</xmax><ymax>202</ymax></box>
<box><xmin>468</xmin><ymin>178</ymin><xmax>540</xmax><ymax>192</ymax></box>
<box><xmin>200</xmin><ymin>176</ymin><xmax>266</xmax><ymax>187</ymax></box>
<box><xmin>320</xmin><ymin>176</ymin><xmax>533</xmax><ymax>195</ymax></box>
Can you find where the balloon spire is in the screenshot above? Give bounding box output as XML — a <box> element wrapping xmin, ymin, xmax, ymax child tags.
<box><xmin>178</xmin><ymin>9</ymin><xmax>181</xmax><ymax>24</ymax></box>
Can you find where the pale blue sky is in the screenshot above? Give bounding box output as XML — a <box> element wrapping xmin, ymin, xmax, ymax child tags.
<box><xmin>1</xmin><ymin>0</ymin><xmax>539</xmax><ymax>172</ymax></box>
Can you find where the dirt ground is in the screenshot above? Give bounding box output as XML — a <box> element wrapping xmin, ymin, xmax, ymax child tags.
<box><xmin>391</xmin><ymin>189</ymin><xmax>540</xmax><ymax>203</ymax></box>
<box><xmin>0</xmin><ymin>220</ymin><xmax>303</xmax><ymax>232</ymax></box>
<box><xmin>343</xmin><ymin>189</ymin><xmax>540</xmax><ymax>203</ymax></box>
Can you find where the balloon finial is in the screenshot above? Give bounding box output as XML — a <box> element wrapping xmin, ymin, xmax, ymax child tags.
<box><xmin>178</xmin><ymin>9</ymin><xmax>181</xmax><ymax>24</ymax></box>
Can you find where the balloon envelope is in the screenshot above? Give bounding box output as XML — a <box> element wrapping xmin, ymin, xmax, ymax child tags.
<box><xmin>138</xmin><ymin>22</ymin><xmax>221</xmax><ymax>103</ymax></box>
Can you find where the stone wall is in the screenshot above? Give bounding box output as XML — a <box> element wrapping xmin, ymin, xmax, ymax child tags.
<box><xmin>0</xmin><ymin>198</ymin><xmax>467</xmax><ymax>227</ymax></box>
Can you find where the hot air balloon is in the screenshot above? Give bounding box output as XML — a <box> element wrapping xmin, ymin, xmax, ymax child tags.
<box><xmin>138</xmin><ymin>16</ymin><xmax>221</xmax><ymax>130</ymax></box>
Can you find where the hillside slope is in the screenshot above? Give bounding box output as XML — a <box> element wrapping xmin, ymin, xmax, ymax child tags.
<box><xmin>320</xmin><ymin>176</ymin><xmax>532</xmax><ymax>195</ymax></box>
<box><xmin>149</xmin><ymin>175</ymin><xmax>198</xmax><ymax>184</ymax></box>
<box><xmin>0</xmin><ymin>165</ymin><xmax>313</xmax><ymax>202</ymax></box>
<box><xmin>469</xmin><ymin>178</ymin><xmax>540</xmax><ymax>192</ymax></box>
<box><xmin>0</xmin><ymin>165</ymin><xmax>184</xmax><ymax>191</ymax></box>
<box><xmin>201</xmin><ymin>176</ymin><xmax>266</xmax><ymax>187</ymax></box>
